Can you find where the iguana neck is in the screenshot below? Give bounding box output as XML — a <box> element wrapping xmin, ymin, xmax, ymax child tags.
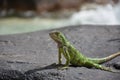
<box><xmin>58</xmin><ymin>40</ymin><xmax>70</xmax><ymax>47</ymax></box>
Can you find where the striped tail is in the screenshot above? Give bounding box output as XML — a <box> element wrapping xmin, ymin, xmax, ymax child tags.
<box><xmin>88</xmin><ymin>52</ymin><xmax>120</xmax><ymax>64</ymax></box>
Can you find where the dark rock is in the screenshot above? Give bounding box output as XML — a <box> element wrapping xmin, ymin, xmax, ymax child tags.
<box><xmin>25</xmin><ymin>67</ymin><xmax>120</xmax><ymax>80</ymax></box>
<box><xmin>0</xmin><ymin>25</ymin><xmax>120</xmax><ymax>80</ymax></box>
<box><xmin>0</xmin><ymin>69</ymin><xmax>25</xmax><ymax>80</ymax></box>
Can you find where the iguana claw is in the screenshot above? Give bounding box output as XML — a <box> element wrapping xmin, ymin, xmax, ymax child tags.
<box><xmin>58</xmin><ymin>66</ymin><xmax>69</xmax><ymax>70</ymax></box>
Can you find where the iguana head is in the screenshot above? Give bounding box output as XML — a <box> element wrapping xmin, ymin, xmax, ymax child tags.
<box><xmin>49</xmin><ymin>31</ymin><xmax>68</xmax><ymax>44</ymax></box>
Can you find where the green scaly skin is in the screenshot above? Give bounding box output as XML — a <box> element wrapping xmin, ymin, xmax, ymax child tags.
<box><xmin>49</xmin><ymin>31</ymin><xmax>120</xmax><ymax>72</ymax></box>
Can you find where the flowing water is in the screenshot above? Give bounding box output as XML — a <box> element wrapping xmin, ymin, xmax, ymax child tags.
<box><xmin>70</xmin><ymin>4</ymin><xmax>120</xmax><ymax>25</ymax></box>
<box><xmin>0</xmin><ymin>3</ymin><xmax>120</xmax><ymax>35</ymax></box>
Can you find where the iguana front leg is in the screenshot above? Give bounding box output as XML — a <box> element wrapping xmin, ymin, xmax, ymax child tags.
<box><xmin>58</xmin><ymin>47</ymin><xmax>62</xmax><ymax>65</ymax></box>
<box><xmin>59</xmin><ymin>46</ymin><xmax>70</xmax><ymax>69</ymax></box>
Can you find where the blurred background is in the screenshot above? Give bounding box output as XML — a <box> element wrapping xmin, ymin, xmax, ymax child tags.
<box><xmin>0</xmin><ymin>0</ymin><xmax>120</xmax><ymax>35</ymax></box>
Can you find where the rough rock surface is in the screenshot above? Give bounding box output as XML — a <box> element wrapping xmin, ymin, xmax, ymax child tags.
<box><xmin>0</xmin><ymin>25</ymin><xmax>120</xmax><ymax>80</ymax></box>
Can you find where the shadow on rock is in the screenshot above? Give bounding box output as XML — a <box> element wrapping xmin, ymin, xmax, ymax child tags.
<box><xmin>24</xmin><ymin>63</ymin><xmax>68</xmax><ymax>80</ymax></box>
<box><xmin>24</xmin><ymin>63</ymin><xmax>58</xmax><ymax>75</ymax></box>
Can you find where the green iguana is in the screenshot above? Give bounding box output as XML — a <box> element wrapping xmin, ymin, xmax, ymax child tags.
<box><xmin>49</xmin><ymin>31</ymin><xmax>120</xmax><ymax>72</ymax></box>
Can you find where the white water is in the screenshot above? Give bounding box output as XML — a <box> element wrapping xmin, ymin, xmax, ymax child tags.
<box><xmin>0</xmin><ymin>3</ymin><xmax>120</xmax><ymax>35</ymax></box>
<box><xmin>70</xmin><ymin>4</ymin><xmax>120</xmax><ymax>25</ymax></box>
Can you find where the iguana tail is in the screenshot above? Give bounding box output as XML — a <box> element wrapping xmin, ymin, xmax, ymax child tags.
<box><xmin>88</xmin><ymin>52</ymin><xmax>120</xmax><ymax>64</ymax></box>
